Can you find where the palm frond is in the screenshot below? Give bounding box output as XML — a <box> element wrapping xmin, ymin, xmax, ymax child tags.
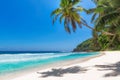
<box><xmin>59</xmin><ymin>14</ymin><xmax>65</xmax><ymax>23</ymax></box>
<box><xmin>60</xmin><ymin>0</ymin><xmax>70</xmax><ymax>7</ymax></box>
<box><xmin>71</xmin><ymin>19</ymin><xmax>77</xmax><ymax>32</ymax></box>
<box><xmin>64</xmin><ymin>18</ymin><xmax>71</xmax><ymax>33</ymax></box>
<box><xmin>74</xmin><ymin>6</ymin><xmax>83</xmax><ymax>12</ymax></box>
<box><xmin>52</xmin><ymin>14</ymin><xmax>61</xmax><ymax>24</ymax></box>
<box><xmin>97</xmin><ymin>12</ymin><xmax>120</xmax><ymax>26</ymax></box>
<box><xmin>51</xmin><ymin>8</ymin><xmax>62</xmax><ymax>17</ymax></box>
<box><xmin>72</xmin><ymin>0</ymin><xmax>80</xmax><ymax>6</ymax></box>
<box><xmin>91</xmin><ymin>13</ymin><xmax>98</xmax><ymax>23</ymax></box>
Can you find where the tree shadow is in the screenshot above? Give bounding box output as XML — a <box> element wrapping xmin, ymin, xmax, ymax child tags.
<box><xmin>95</xmin><ymin>61</ymin><xmax>120</xmax><ymax>77</ymax></box>
<box><xmin>38</xmin><ymin>66</ymin><xmax>88</xmax><ymax>77</ymax></box>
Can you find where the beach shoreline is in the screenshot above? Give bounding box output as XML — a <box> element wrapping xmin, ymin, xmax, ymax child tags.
<box><xmin>1</xmin><ymin>51</ymin><xmax>120</xmax><ymax>80</ymax></box>
<box><xmin>0</xmin><ymin>52</ymin><xmax>103</xmax><ymax>80</ymax></box>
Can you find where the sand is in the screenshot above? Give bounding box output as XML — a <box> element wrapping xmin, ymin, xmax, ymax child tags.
<box><xmin>2</xmin><ymin>51</ymin><xmax>120</xmax><ymax>80</ymax></box>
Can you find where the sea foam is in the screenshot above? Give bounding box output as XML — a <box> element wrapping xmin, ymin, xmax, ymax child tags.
<box><xmin>0</xmin><ymin>53</ymin><xmax>73</xmax><ymax>63</ymax></box>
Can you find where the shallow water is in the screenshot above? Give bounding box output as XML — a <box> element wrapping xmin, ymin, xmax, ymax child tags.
<box><xmin>0</xmin><ymin>52</ymin><xmax>99</xmax><ymax>74</ymax></box>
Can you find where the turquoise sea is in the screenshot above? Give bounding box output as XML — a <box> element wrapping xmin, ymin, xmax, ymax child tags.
<box><xmin>0</xmin><ymin>51</ymin><xmax>99</xmax><ymax>75</ymax></box>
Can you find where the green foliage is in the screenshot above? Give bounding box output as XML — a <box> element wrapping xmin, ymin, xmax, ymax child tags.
<box><xmin>86</xmin><ymin>0</ymin><xmax>120</xmax><ymax>51</ymax></box>
<box><xmin>98</xmin><ymin>35</ymin><xmax>109</xmax><ymax>50</ymax></box>
<box><xmin>51</xmin><ymin>0</ymin><xmax>93</xmax><ymax>33</ymax></box>
<box><xmin>73</xmin><ymin>39</ymin><xmax>101</xmax><ymax>52</ymax></box>
<box><xmin>75</xmin><ymin>0</ymin><xmax>120</xmax><ymax>51</ymax></box>
<box><xmin>73</xmin><ymin>37</ymin><xmax>120</xmax><ymax>52</ymax></box>
<box><xmin>51</xmin><ymin>0</ymin><xmax>120</xmax><ymax>51</ymax></box>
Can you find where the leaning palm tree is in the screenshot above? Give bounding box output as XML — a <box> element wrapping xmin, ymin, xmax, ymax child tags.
<box><xmin>51</xmin><ymin>0</ymin><xmax>94</xmax><ymax>33</ymax></box>
<box><xmin>88</xmin><ymin>0</ymin><xmax>120</xmax><ymax>50</ymax></box>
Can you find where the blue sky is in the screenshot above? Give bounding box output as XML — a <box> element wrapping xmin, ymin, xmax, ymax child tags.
<box><xmin>0</xmin><ymin>0</ymin><xmax>95</xmax><ymax>51</ymax></box>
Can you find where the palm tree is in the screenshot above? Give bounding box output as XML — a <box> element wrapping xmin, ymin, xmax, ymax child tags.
<box><xmin>51</xmin><ymin>0</ymin><xmax>120</xmax><ymax>50</ymax></box>
<box><xmin>88</xmin><ymin>0</ymin><xmax>120</xmax><ymax>50</ymax></box>
<box><xmin>51</xmin><ymin>0</ymin><xmax>94</xmax><ymax>33</ymax></box>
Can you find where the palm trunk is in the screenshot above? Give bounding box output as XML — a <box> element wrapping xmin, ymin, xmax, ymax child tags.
<box><xmin>81</xmin><ymin>22</ymin><xmax>115</xmax><ymax>36</ymax></box>
<box><xmin>107</xmin><ymin>34</ymin><xmax>116</xmax><ymax>48</ymax></box>
<box><xmin>81</xmin><ymin>22</ymin><xmax>95</xmax><ymax>30</ymax></box>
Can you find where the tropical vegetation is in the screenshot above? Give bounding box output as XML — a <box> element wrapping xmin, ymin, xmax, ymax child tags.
<box><xmin>88</xmin><ymin>0</ymin><xmax>120</xmax><ymax>51</ymax></box>
<box><xmin>51</xmin><ymin>0</ymin><xmax>120</xmax><ymax>51</ymax></box>
<box><xmin>51</xmin><ymin>0</ymin><xmax>94</xmax><ymax>33</ymax></box>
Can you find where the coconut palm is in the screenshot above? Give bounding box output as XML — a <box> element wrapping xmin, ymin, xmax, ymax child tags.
<box><xmin>88</xmin><ymin>0</ymin><xmax>120</xmax><ymax>50</ymax></box>
<box><xmin>89</xmin><ymin>0</ymin><xmax>120</xmax><ymax>31</ymax></box>
<box><xmin>51</xmin><ymin>0</ymin><xmax>120</xmax><ymax>50</ymax></box>
<box><xmin>51</xmin><ymin>0</ymin><xmax>94</xmax><ymax>33</ymax></box>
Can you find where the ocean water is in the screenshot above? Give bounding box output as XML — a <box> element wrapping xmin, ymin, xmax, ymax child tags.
<box><xmin>0</xmin><ymin>52</ymin><xmax>99</xmax><ymax>75</ymax></box>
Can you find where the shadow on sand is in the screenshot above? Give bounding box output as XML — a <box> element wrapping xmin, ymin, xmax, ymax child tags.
<box><xmin>95</xmin><ymin>61</ymin><xmax>120</xmax><ymax>77</ymax></box>
<box><xmin>38</xmin><ymin>66</ymin><xmax>88</xmax><ymax>77</ymax></box>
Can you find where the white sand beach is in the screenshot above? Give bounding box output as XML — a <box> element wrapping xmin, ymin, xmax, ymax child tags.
<box><xmin>2</xmin><ymin>51</ymin><xmax>120</xmax><ymax>80</ymax></box>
